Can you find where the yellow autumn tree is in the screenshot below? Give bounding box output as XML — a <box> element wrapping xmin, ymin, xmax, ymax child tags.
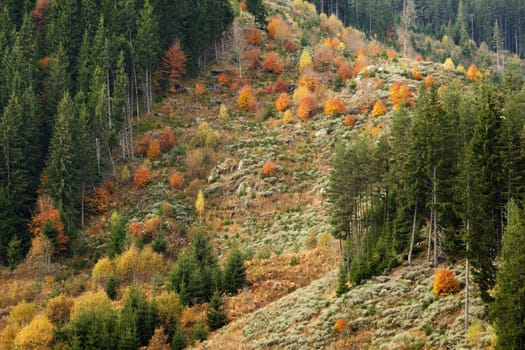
<box><xmin>237</xmin><ymin>85</ymin><xmax>255</xmax><ymax>111</ymax></box>
<box><xmin>13</xmin><ymin>314</ymin><xmax>54</xmax><ymax>350</ymax></box>
<box><xmin>298</xmin><ymin>48</ymin><xmax>313</xmax><ymax>72</ymax></box>
<box><xmin>324</xmin><ymin>97</ymin><xmax>346</xmax><ymax>116</ymax></box>
<box><xmin>71</xmin><ymin>291</ymin><xmax>112</xmax><ymax>321</ymax></box>
<box><xmin>371</xmin><ymin>100</ymin><xmax>386</xmax><ymax>116</ymax></box>
<box><xmin>154</xmin><ymin>292</ymin><xmax>183</xmax><ymax>335</ymax></box>
<box><xmin>282</xmin><ymin>109</ymin><xmax>294</xmax><ymax>124</ymax></box>
<box><xmin>219</xmin><ymin>102</ymin><xmax>229</xmax><ymax>120</ymax></box>
<box><xmin>443</xmin><ymin>58</ymin><xmax>455</xmax><ymax>70</ymax></box>
<box><xmin>45</xmin><ymin>295</ymin><xmax>74</xmax><ymax>326</ymax></box>
<box><xmin>195</xmin><ymin>189</ymin><xmax>205</xmax><ymax>220</ymax></box>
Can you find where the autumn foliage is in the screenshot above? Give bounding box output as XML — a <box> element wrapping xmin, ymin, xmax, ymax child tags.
<box><xmin>371</xmin><ymin>100</ymin><xmax>386</xmax><ymax>117</ymax></box>
<box><xmin>161</xmin><ymin>41</ymin><xmax>186</xmax><ymax>90</ymax></box>
<box><xmin>159</xmin><ymin>127</ymin><xmax>176</xmax><ymax>152</ymax></box>
<box><xmin>32</xmin><ymin>0</ymin><xmax>50</xmax><ymax>23</ymax></box>
<box><xmin>217</xmin><ymin>72</ymin><xmax>229</xmax><ymax>86</ymax></box>
<box><xmin>237</xmin><ymin>85</ymin><xmax>256</xmax><ymax>111</ymax></box>
<box><xmin>298</xmin><ymin>74</ymin><xmax>319</xmax><ymax>92</ymax></box>
<box><xmin>389</xmin><ymin>82</ymin><xmax>414</xmax><ymax>110</ymax></box>
<box><xmin>262</xmin><ymin>52</ymin><xmax>283</xmax><ymax>73</ymax></box>
<box><xmin>412</xmin><ymin>66</ymin><xmax>423</xmax><ymax>80</ymax></box>
<box><xmin>128</xmin><ymin>221</ymin><xmax>143</xmax><ymax>236</ymax></box>
<box><xmin>466</xmin><ymin>64</ymin><xmax>480</xmax><ymax>81</ymax></box>
<box><xmin>195</xmin><ymin>82</ymin><xmax>205</xmax><ymax>96</ymax></box>
<box><xmin>245</xmin><ymin>27</ymin><xmax>263</xmax><ymax>46</ymax></box>
<box><xmin>334</xmin><ymin>318</ymin><xmax>347</xmax><ymax>332</ymax></box>
<box><xmin>275</xmin><ymin>93</ymin><xmax>291</xmax><ymax>112</ymax></box>
<box><xmin>433</xmin><ymin>268</ymin><xmax>460</xmax><ymax>297</ymax></box>
<box><xmin>324</xmin><ymin>97</ymin><xmax>346</xmax><ymax>116</ymax></box>
<box><xmin>134</xmin><ymin>167</ymin><xmax>152</xmax><ymax>188</ymax></box>
<box><xmin>267</xmin><ymin>16</ymin><xmax>290</xmax><ymax>42</ymax></box>
<box><xmin>147</xmin><ymin>139</ymin><xmax>161</xmax><ymax>160</ymax></box>
<box><xmin>29</xmin><ymin>196</ymin><xmax>68</xmax><ymax>251</ymax></box>
<box><xmin>424</xmin><ymin>75</ymin><xmax>433</xmax><ymax>88</ymax></box>
<box><xmin>297</xmin><ymin>96</ymin><xmax>315</xmax><ymax>121</ymax></box>
<box><xmin>344</xmin><ymin>115</ymin><xmax>356</xmax><ymax>127</ymax></box>
<box><xmin>282</xmin><ymin>110</ymin><xmax>294</xmax><ymax>124</ymax></box>
<box><xmin>168</xmin><ymin>171</ymin><xmax>184</xmax><ymax>189</ymax></box>
<box><xmin>262</xmin><ymin>161</ymin><xmax>277</xmax><ymax>177</ymax></box>
<box><xmin>298</xmin><ymin>49</ymin><xmax>313</xmax><ymax>72</ymax></box>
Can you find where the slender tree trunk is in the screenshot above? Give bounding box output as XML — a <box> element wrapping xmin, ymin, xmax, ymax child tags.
<box><xmin>96</xmin><ymin>137</ymin><xmax>101</xmax><ymax>175</ymax></box>
<box><xmin>408</xmin><ymin>205</ymin><xmax>418</xmax><ymax>265</ymax></box>
<box><xmin>465</xmin><ymin>240</ymin><xmax>469</xmax><ymax>329</ymax></box>
<box><xmin>427</xmin><ymin>214</ymin><xmax>432</xmax><ymax>264</ymax></box>
<box><xmin>81</xmin><ymin>183</ymin><xmax>85</xmax><ymax>228</ymax></box>
<box><xmin>433</xmin><ymin>165</ymin><xmax>438</xmax><ymax>267</ymax></box>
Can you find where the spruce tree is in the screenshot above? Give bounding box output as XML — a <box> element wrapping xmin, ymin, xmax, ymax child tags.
<box><xmin>171</xmin><ymin>328</ymin><xmax>186</xmax><ymax>350</ymax></box>
<box><xmin>491</xmin><ymin>200</ymin><xmax>525</xmax><ymax>349</ymax></box>
<box><xmin>336</xmin><ymin>264</ymin><xmax>349</xmax><ymax>296</ymax></box>
<box><xmin>0</xmin><ymin>186</ymin><xmax>17</xmax><ymax>265</ymax></box>
<box><xmin>223</xmin><ymin>249</ymin><xmax>246</xmax><ymax>294</ymax></box>
<box><xmin>108</xmin><ymin>212</ymin><xmax>127</xmax><ymax>258</ymax></box>
<box><xmin>206</xmin><ymin>292</ymin><xmax>227</xmax><ymax>331</ymax></box>
<box><xmin>191</xmin><ymin>321</ymin><xmax>207</xmax><ymax>344</ymax></box>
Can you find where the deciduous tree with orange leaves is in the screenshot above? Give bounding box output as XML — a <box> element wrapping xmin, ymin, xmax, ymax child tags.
<box><xmin>134</xmin><ymin>167</ymin><xmax>152</xmax><ymax>188</ymax></box>
<box><xmin>262</xmin><ymin>161</ymin><xmax>277</xmax><ymax>177</ymax></box>
<box><xmin>161</xmin><ymin>41</ymin><xmax>186</xmax><ymax>91</ymax></box>
<box><xmin>147</xmin><ymin>139</ymin><xmax>161</xmax><ymax>160</ymax></box>
<box><xmin>159</xmin><ymin>127</ymin><xmax>176</xmax><ymax>152</ymax></box>
<box><xmin>245</xmin><ymin>27</ymin><xmax>262</xmax><ymax>46</ymax></box>
<box><xmin>466</xmin><ymin>64</ymin><xmax>480</xmax><ymax>81</ymax></box>
<box><xmin>262</xmin><ymin>52</ymin><xmax>283</xmax><ymax>73</ymax></box>
<box><xmin>267</xmin><ymin>16</ymin><xmax>290</xmax><ymax>42</ymax></box>
<box><xmin>29</xmin><ymin>196</ymin><xmax>68</xmax><ymax>253</ymax></box>
<box><xmin>275</xmin><ymin>93</ymin><xmax>291</xmax><ymax>112</ymax></box>
<box><xmin>297</xmin><ymin>96</ymin><xmax>315</xmax><ymax>121</ymax></box>
<box><xmin>389</xmin><ymin>82</ymin><xmax>414</xmax><ymax>110</ymax></box>
<box><xmin>433</xmin><ymin>268</ymin><xmax>460</xmax><ymax>297</ymax></box>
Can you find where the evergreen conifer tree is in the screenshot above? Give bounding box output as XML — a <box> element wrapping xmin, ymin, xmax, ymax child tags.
<box><xmin>206</xmin><ymin>292</ymin><xmax>227</xmax><ymax>331</ymax></box>
<box><xmin>223</xmin><ymin>249</ymin><xmax>246</xmax><ymax>294</ymax></box>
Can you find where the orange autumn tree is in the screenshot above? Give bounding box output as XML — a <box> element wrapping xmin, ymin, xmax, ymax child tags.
<box><xmin>147</xmin><ymin>139</ymin><xmax>161</xmax><ymax>160</ymax></box>
<box><xmin>324</xmin><ymin>97</ymin><xmax>346</xmax><ymax>116</ymax></box>
<box><xmin>267</xmin><ymin>16</ymin><xmax>290</xmax><ymax>42</ymax></box>
<box><xmin>262</xmin><ymin>52</ymin><xmax>283</xmax><ymax>73</ymax></box>
<box><xmin>134</xmin><ymin>167</ymin><xmax>152</xmax><ymax>188</ymax></box>
<box><xmin>389</xmin><ymin>81</ymin><xmax>414</xmax><ymax>110</ymax></box>
<box><xmin>161</xmin><ymin>41</ymin><xmax>186</xmax><ymax>92</ymax></box>
<box><xmin>245</xmin><ymin>27</ymin><xmax>262</xmax><ymax>46</ymax></box>
<box><xmin>275</xmin><ymin>92</ymin><xmax>291</xmax><ymax>112</ymax></box>
<box><xmin>297</xmin><ymin>96</ymin><xmax>315</xmax><ymax>121</ymax></box>
<box><xmin>466</xmin><ymin>64</ymin><xmax>480</xmax><ymax>81</ymax></box>
<box><xmin>433</xmin><ymin>268</ymin><xmax>460</xmax><ymax>297</ymax></box>
<box><xmin>262</xmin><ymin>161</ymin><xmax>277</xmax><ymax>177</ymax></box>
<box><xmin>344</xmin><ymin>115</ymin><xmax>356</xmax><ymax>126</ymax></box>
<box><xmin>29</xmin><ymin>196</ymin><xmax>68</xmax><ymax>252</ymax></box>
<box><xmin>168</xmin><ymin>171</ymin><xmax>184</xmax><ymax>189</ymax></box>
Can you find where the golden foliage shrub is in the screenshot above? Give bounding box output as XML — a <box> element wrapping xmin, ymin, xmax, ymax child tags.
<box><xmin>282</xmin><ymin>110</ymin><xmax>294</xmax><ymax>124</ymax></box>
<box><xmin>433</xmin><ymin>268</ymin><xmax>460</xmax><ymax>297</ymax></box>
<box><xmin>154</xmin><ymin>292</ymin><xmax>183</xmax><ymax>335</ymax></box>
<box><xmin>262</xmin><ymin>161</ymin><xmax>277</xmax><ymax>177</ymax></box>
<box><xmin>134</xmin><ymin>166</ymin><xmax>152</xmax><ymax>188</ymax></box>
<box><xmin>184</xmin><ymin>147</ymin><xmax>216</xmax><ymax>179</ymax></box>
<box><xmin>71</xmin><ymin>291</ymin><xmax>112</xmax><ymax>320</ymax></box>
<box><xmin>9</xmin><ymin>302</ymin><xmax>37</xmax><ymax>327</ymax></box>
<box><xmin>371</xmin><ymin>100</ymin><xmax>386</xmax><ymax>117</ymax></box>
<box><xmin>324</xmin><ymin>97</ymin><xmax>346</xmax><ymax>116</ymax></box>
<box><xmin>389</xmin><ymin>82</ymin><xmax>414</xmax><ymax>110</ymax></box>
<box><xmin>443</xmin><ymin>58</ymin><xmax>455</xmax><ymax>70</ymax></box>
<box><xmin>137</xmin><ymin>246</ymin><xmax>164</xmax><ymax>282</ymax></box>
<box><xmin>91</xmin><ymin>257</ymin><xmax>114</xmax><ymax>288</ymax></box>
<box><xmin>115</xmin><ymin>246</ymin><xmax>140</xmax><ymax>283</ymax></box>
<box><xmin>219</xmin><ymin>103</ymin><xmax>229</xmax><ymax>120</ymax></box>
<box><xmin>13</xmin><ymin>314</ymin><xmax>54</xmax><ymax>350</ymax></box>
<box><xmin>412</xmin><ymin>66</ymin><xmax>423</xmax><ymax>80</ymax></box>
<box><xmin>424</xmin><ymin>75</ymin><xmax>433</xmax><ymax>88</ymax></box>
<box><xmin>298</xmin><ymin>49</ymin><xmax>313</xmax><ymax>72</ymax></box>
<box><xmin>275</xmin><ymin>93</ymin><xmax>291</xmax><ymax>112</ymax></box>
<box><xmin>144</xmin><ymin>215</ymin><xmax>161</xmax><ymax>237</ymax></box>
<box><xmin>293</xmin><ymin>86</ymin><xmax>311</xmax><ymax>104</ymax></box>
<box><xmin>237</xmin><ymin>85</ymin><xmax>255</xmax><ymax>111</ymax></box>
<box><xmin>298</xmin><ymin>74</ymin><xmax>319</xmax><ymax>92</ymax></box>
<box><xmin>45</xmin><ymin>295</ymin><xmax>74</xmax><ymax>325</ymax></box>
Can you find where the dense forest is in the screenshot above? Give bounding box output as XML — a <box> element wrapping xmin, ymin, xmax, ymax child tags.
<box><xmin>311</xmin><ymin>0</ymin><xmax>525</xmax><ymax>57</ymax></box>
<box><xmin>0</xmin><ymin>0</ymin><xmax>232</xmax><ymax>262</ymax></box>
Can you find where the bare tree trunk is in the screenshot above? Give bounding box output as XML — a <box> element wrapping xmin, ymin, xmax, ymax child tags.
<box><xmin>408</xmin><ymin>205</ymin><xmax>417</xmax><ymax>265</ymax></box>
<box><xmin>432</xmin><ymin>165</ymin><xmax>438</xmax><ymax>267</ymax></box>
<box><xmin>427</xmin><ymin>215</ymin><xmax>432</xmax><ymax>264</ymax></box>
<box><xmin>465</xmin><ymin>240</ymin><xmax>470</xmax><ymax>329</ymax></box>
<box><xmin>96</xmin><ymin>137</ymin><xmax>101</xmax><ymax>175</ymax></box>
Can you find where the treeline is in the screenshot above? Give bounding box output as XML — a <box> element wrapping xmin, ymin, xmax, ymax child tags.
<box><xmin>329</xmin><ymin>67</ymin><xmax>525</xmax><ymax>303</ymax></box>
<box><xmin>310</xmin><ymin>0</ymin><xmax>525</xmax><ymax>56</ymax></box>
<box><xmin>0</xmin><ymin>0</ymin><xmax>232</xmax><ymax>264</ymax></box>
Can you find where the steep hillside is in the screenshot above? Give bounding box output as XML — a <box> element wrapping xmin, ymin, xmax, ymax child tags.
<box><xmin>1</xmin><ymin>0</ymin><xmax>518</xmax><ymax>349</ymax></box>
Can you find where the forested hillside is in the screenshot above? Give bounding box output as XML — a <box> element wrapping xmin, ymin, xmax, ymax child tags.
<box><xmin>0</xmin><ymin>0</ymin><xmax>525</xmax><ymax>349</ymax></box>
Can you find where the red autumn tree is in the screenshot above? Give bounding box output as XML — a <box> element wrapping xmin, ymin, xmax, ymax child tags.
<box><xmin>134</xmin><ymin>167</ymin><xmax>152</xmax><ymax>188</ymax></box>
<box><xmin>29</xmin><ymin>196</ymin><xmax>68</xmax><ymax>252</ymax></box>
<box><xmin>161</xmin><ymin>41</ymin><xmax>187</xmax><ymax>91</ymax></box>
<box><xmin>275</xmin><ymin>93</ymin><xmax>291</xmax><ymax>112</ymax></box>
<box><xmin>32</xmin><ymin>0</ymin><xmax>50</xmax><ymax>29</ymax></box>
<box><xmin>272</xmin><ymin>76</ymin><xmax>289</xmax><ymax>93</ymax></box>
<box><xmin>246</xmin><ymin>48</ymin><xmax>261</xmax><ymax>70</ymax></box>
<box><xmin>159</xmin><ymin>127</ymin><xmax>176</xmax><ymax>152</ymax></box>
